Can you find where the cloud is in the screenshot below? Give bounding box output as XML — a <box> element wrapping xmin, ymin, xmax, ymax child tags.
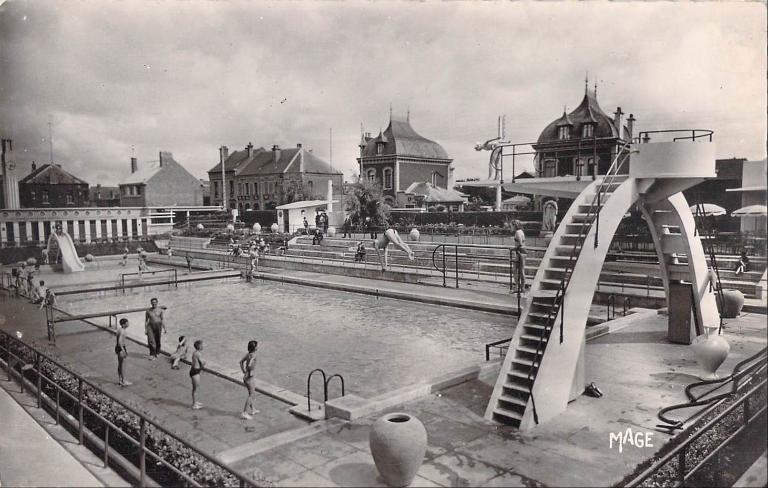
<box><xmin>0</xmin><ymin>0</ymin><xmax>764</xmax><ymax>187</ymax></box>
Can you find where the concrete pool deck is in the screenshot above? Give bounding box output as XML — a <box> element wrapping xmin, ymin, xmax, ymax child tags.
<box><xmin>1</xmin><ymin>287</ymin><xmax>765</xmax><ymax>486</ymax></box>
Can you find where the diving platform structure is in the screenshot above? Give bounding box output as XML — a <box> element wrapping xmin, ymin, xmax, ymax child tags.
<box><xmin>478</xmin><ymin>130</ymin><xmax>721</xmax><ymax>429</ymax></box>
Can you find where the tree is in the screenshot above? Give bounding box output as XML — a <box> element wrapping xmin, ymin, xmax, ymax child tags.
<box><xmin>344</xmin><ymin>179</ymin><xmax>388</xmax><ymax>225</ymax></box>
<box><xmin>283</xmin><ymin>179</ymin><xmax>322</xmax><ymax>204</ymax></box>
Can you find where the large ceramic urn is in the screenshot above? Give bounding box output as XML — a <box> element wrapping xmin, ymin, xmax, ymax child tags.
<box><xmin>721</xmin><ymin>289</ymin><xmax>745</xmax><ymax>318</ymax></box>
<box><xmin>327</xmin><ymin>226</ymin><xmax>336</xmax><ymax>237</ymax></box>
<box><xmin>369</xmin><ymin>412</ymin><xmax>427</xmax><ymax>487</ymax></box>
<box><xmin>409</xmin><ymin>228</ymin><xmax>420</xmax><ymax>242</ymax></box>
<box><xmin>692</xmin><ymin>326</ymin><xmax>730</xmax><ymax>380</ymax></box>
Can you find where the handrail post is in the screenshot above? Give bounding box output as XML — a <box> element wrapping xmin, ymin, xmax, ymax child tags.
<box><xmin>6</xmin><ymin>334</ymin><xmax>10</xmax><ymax>381</ymax></box>
<box><xmin>560</xmin><ymin>281</ymin><xmax>564</xmax><ymax>343</ymax></box>
<box><xmin>139</xmin><ymin>417</ymin><xmax>147</xmax><ymax>487</ymax></box>
<box><xmin>508</xmin><ymin>248</ymin><xmax>513</xmax><ymax>294</ymax></box>
<box><xmin>517</xmin><ymin>251</ymin><xmax>522</xmax><ymax>317</ymax></box>
<box><xmin>677</xmin><ymin>449</ymin><xmax>686</xmax><ymax>484</ymax></box>
<box><xmin>36</xmin><ymin>352</ymin><xmax>41</xmax><ymax>408</ymax></box>
<box><xmin>455</xmin><ymin>245</ymin><xmax>459</xmax><ymax>288</ymax></box>
<box><xmin>442</xmin><ymin>246</ymin><xmax>446</xmax><ymax>288</ymax></box>
<box><xmin>594</xmin><ymin>192</ymin><xmax>600</xmax><ymax>249</ymax></box>
<box><xmin>78</xmin><ymin>378</ymin><xmax>84</xmax><ymax>444</ymax></box>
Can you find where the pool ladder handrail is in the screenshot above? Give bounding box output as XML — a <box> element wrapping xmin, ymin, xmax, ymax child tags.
<box><xmin>306</xmin><ymin>368</ymin><xmax>346</xmax><ymax>412</ymax></box>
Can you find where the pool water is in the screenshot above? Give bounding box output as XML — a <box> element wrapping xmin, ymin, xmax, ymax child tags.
<box><xmin>59</xmin><ymin>279</ymin><xmax>515</xmax><ymax>398</ymax></box>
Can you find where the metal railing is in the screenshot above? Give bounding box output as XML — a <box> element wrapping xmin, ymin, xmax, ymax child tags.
<box><xmin>627</xmin><ymin>348</ymin><xmax>767</xmax><ymax>487</ymax></box>
<box><xmin>119</xmin><ymin>268</ymin><xmax>178</xmax><ymax>292</ymax></box>
<box><xmin>637</xmin><ymin>129</ymin><xmax>714</xmax><ymax>143</ymax></box>
<box><xmin>0</xmin><ymin>329</ymin><xmax>257</xmax><ymax>487</ymax></box>
<box><xmin>693</xmin><ymin>202</ymin><xmax>726</xmax><ymax>333</ymax></box>
<box><xmin>306</xmin><ymin>368</ymin><xmax>345</xmax><ymax>413</ymax></box>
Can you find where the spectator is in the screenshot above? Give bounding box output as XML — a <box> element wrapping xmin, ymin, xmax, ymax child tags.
<box><xmin>31</xmin><ymin>280</ymin><xmax>47</xmax><ymax>304</ymax></box>
<box><xmin>171</xmin><ymin>336</ymin><xmax>188</xmax><ymax>369</ymax></box>
<box><xmin>322</xmin><ymin>211</ymin><xmax>329</xmax><ymax>232</ymax></box>
<box><xmin>342</xmin><ymin>214</ymin><xmax>352</xmax><ymax>238</ymax></box>
<box><xmin>313</xmin><ymin>229</ymin><xmax>324</xmax><ymax>245</ymax></box>
<box><xmin>513</xmin><ymin>221</ymin><xmax>527</xmax><ymax>293</ymax></box>
<box><xmin>735</xmin><ymin>249</ymin><xmax>750</xmax><ymax>275</ymax></box>
<box><xmin>303</xmin><ymin>217</ymin><xmax>309</xmax><ymax>235</ymax></box>
<box><xmin>258</xmin><ymin>238</ymin><xmax>268</xmax><ymax>255</ymax></box>
<box><xmin>355</xmin><ymin>241</ymin><xmax>367</xmax><ymax>262</ymax></box>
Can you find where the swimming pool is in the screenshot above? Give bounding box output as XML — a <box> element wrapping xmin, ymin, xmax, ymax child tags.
<box><xmin>58</xmin><ymin>277</ymin><xmax>515</xmax><ymax>399</ymax></box>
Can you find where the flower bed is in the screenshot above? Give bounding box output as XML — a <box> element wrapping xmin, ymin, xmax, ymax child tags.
<box><xmin>2</xmin><ymin>336</ymin><xmax>250</xmax><ymax>487</ymax></box>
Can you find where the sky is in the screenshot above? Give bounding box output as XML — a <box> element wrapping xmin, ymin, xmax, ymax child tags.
<box><xmin>0</xmin><ymin>0</ymin><xmax>765</xmax><ymax>187</ymax></box>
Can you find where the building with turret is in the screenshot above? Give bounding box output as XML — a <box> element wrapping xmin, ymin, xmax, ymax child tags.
<box><xmin>533</xmin><ymin>87</ymin><xmax>634</xmax><ymax>179</ymax></box>
<box><xmin>358</xmin><ymin>113</ymin><xmax>454</xmax><ymax>207</ymax></box>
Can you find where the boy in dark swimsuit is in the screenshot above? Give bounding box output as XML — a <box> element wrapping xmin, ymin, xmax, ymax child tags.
<box><xmin>190</xmin><ymin>340</ymin><xmax>204</xmax><ymax>410</ymax></box>
<box><xmin>116</xmin><ymin>318</ymin><xmax>132</xmax><ymax>387</ymax></box>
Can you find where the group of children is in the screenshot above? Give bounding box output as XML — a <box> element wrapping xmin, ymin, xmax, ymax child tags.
<box><xmin>115</xmin><ymin>319</ymin><xmax>260</xmax><ymax>418</ymax></box>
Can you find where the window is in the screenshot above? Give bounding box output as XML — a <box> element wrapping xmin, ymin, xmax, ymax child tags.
<box><xmin>558</xmin><ymin>126</ymin><xmax>570</xmax><ymax>140</ymax></box>
<box><xmin>213</xmin><ymin>181</ymin><xmax>219</xmax><ymax>198</ymax></box>
<box><xmin>431</xmin><ymin>171</ymin><xmax>438</xmax><ymax>186</ymax></box>
<box><xmin>245</xmin><ymin>182</ymin><xmax>250</xmax><ymax>196</ymax></box>
<box><xmin>367</xmin><ymin>169</ymin><xmax>376</xmax><ymax>183</ymax></box>
<box><xmin>66</xmin><ymin>192</ymin><xmax>74</xmax><ymax>204</ymax></box>
<box><xmin>229</xmin><ymin>180</ymin><xmax>234</xmax><ymax>196</ymax></box>
<box><xmin>376</xmin><ymin>142</ymin><xmax>384</xmax><ymax>155</ymax></box>
<box><xmin>136</xmin><ymin>185</ymin><xmax>142</xmax><ymax>195</ymax></box>
<box><xmin>543</xmin><ymin>159</ymin><xmax>558</xmax><ymax>178</ymax></box>
<box><xmin>308</xmin><ymin>180</ymin><xmax>313</xmax><ymax>193</ymax></box>
<box><xmin>383</xmin><ymin>168</ymin><xmax>393</xmax><ymax>189</ymax></box>
<box><xmin>582</xmin><ymin>124</ymin><xmax>594</xmax><ymax>138</ymax></box>
<box><xmin>30</xmin><ymin>191</ymin><xmax>36</xmax><ymax>201</ymax></box>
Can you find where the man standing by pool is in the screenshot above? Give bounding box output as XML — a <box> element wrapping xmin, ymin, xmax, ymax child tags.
<box><xmin>513</xmin><ymin>221</ymin><xmax>527</xmax><ymax>294</ymax></box>
<box><xmin>145</xmin><ymin>298</ymin><xmax>167</xmax><ymax>360</ymax></box>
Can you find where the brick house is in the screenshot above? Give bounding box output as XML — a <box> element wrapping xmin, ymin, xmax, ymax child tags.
<box><xmin>358</xmin><ymin>113</ymin><xmax>454</xmax><ymax>207</ymax></box>
<box><xmin>208</xmin><ymin>143</ymin><xmax>343</xmax><ymax>212</ymax></box>
<box><xmin>533</xmin><ymin>88</ymin><xmax>634</xmax><ymax>179</ymax></box>
<box><xmin>19</xmin><ymin>162</ymin><xmax>90</xmax><ymax>207</ymax></box>
<box><xmin>118</xmin><ymin>152</ymin><xmax>203</xmax><ymax>207</ymax></box>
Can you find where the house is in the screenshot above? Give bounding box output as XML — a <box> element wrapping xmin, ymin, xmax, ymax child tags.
<box><xmin>89</xmin><ymin>184</ymin><xmax>121</xmax><ymax>207</ymax></box>
<box><xmin>207</xmin><ymin>142</ymin><xmax>343</xmax><ymax>212</ymax></box>
<box><xmin>357</xmin><ymin>112</ymin><xmax>454</xmax><ymax>207</ymax></box>
<box><xmin>119</xmin><ymin>152</ymin><xmax>203</xmax><ymax>207</ymax></box>
<box><xmin>533</xmin><ymin>87</ymin><xmax>634</xmax><ymax>179</ymax></box>
<box><xmin>400</xmin><ymin>182</ymin><xmax>467</xmax><ymax>212</ymax></box>
<box><xmin>19</xmin><ymin>162</ymin><xmax>90</xmax><ymax>207</ymax></box>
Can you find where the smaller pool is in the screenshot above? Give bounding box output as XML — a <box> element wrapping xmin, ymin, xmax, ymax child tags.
<box><xmin>60</xmin><ymin>278</ymin><xmax>515</xmax><ymax>398</ymax></box>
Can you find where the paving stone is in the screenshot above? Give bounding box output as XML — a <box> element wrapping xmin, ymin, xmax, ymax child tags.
<box><xmin>419</xmin><ymin>451</ymin><xmax>508</xmax><ymax>487</ymax></box>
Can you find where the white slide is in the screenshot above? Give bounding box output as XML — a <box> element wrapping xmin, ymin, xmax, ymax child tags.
<box><xmin>48</xmin><ymin>231</ymin><xmax>85</xmax><ymax>273</ymax></box>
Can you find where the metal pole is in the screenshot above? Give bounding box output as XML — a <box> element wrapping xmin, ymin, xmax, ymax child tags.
<box><xmin>36</xmin><ymin>352</ymin><xmax>41</xmax><ymax>408</ymax></box>
<box><xmin>517</xmin><ymin>251</ymin><xmax>522</xmax><ymax>316</ymax></box>
<box><xmin>139</xmin><ymin>418</ymin><xmax>147</xmax><ymax>487</ymax></box>
<box><xmin>78</xmin><ymin>378</ymin><xmax>84</xmax><ymax>444</ymax></box>
<box><xmin>594</xmin><ymin>192</ymin><xmax>600</xmax><ymax>249</ymax></box>
<box><xmin>442</xmin><ymin>246</ymin><xmax>446</xmax><ymax>288</ymax></box>
<box><xmin>509</xmin><ymin>248</ymin><xmax>513</xmax><ymax>293</ymax></box>
<box><xmin>455</xmin><ymin>245</ymin><xmax>459</xmax><ymax>288</ymax></box>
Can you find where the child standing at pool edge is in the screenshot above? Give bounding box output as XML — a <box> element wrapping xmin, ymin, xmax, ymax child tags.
<box><xmin>239</xmin><ymin>340</ymin><xmax>260</xmax><ymax>419</ymax></box>
<box><xmin>190</xmin><ymin>340</ymin><xmax>205</xmax><ymax>410</ymax></box>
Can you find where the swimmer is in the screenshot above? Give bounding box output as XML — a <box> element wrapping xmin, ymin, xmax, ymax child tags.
<box><xmin>115</xmin><ymin>318</ymin><xmax>132</xmax><ymax>387</ymax></box>
<box><xmin>239</xmin><ymin>340</ymin><xmax>260</xmax><ymax>419</ymax></box>
<box><xmin>372</xmin><ymin>224</ymin><xmax>415</xmax><ymax>271</ymax></box>
<box><xmin>190</xmin><ymin>340</ymin><xmax>205</xmax><ymax>409</ymax></box>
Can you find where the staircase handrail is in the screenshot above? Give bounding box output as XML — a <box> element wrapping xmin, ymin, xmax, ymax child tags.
<box><xmin>526</xmin><ymin>140</ymin><xmax>633</xmax><ymax>424</ymax></box>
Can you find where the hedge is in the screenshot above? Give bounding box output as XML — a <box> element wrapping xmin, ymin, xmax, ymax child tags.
<box><xmin>0</xmin><ymin>241</ymin><xmax>159</xmax><ymax>266</ymax></box>
<box><xmin>4</xmin><ymin>337</ymin><xmax>246</xmax><ymax>487</ymax></box>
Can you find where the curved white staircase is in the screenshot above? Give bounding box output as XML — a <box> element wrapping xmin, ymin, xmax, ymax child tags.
<box><xmin>485</xmin><ymin>138</ymin><xmax>721</xmax><ymax>430</ymax></box>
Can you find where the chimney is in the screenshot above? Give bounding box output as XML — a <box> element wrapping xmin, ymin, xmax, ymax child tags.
<box><xmin>158</xmin><ymin>151</ymin><xmax>163</xmax><ymax>167</ymax></box>
<box><xmin>613</xmin><ymin>107</ymin><xmax>624</xmax><ymax>136</ymax></box>
<box><xmin>297</xmin><ymin>143</ymin><xmax>302</xmax><ymax>148</ymax></box>
<box><xmin>31</xmin><ymin>161</ymin><xmax>36</xmax><ymax>172</ymax></box>
<box><xmin>627</xmin><ymin>113</ymin><xmax>636</xmax><ymax>140</ymax></box>
<box><xmin>272</xmin><ymin>144</ymin><xmax>281</xmax><ymax>163</ymax></box>
<box><xmin>246</xmin><ymin>142</ymin><xmax>253</xmax><ymax>158</ymax></box>
<box><xmin>220</xmin><ymin>145</ymin><xmax>229</xmax><ymax>160</ymax></box>
<box><xmin>130</xmin><ymin>157</ymin><xmax>137</xmax><ymax>173</ymax></box>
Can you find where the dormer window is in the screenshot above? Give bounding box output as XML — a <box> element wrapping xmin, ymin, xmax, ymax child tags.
<box><xmin>558</xmin><ymin>126</ymin><xmax>570</xmax><ymax>140</ymax></box>
<box><xmin>582</xmin><ymin>123</ymin><xmax>594</xmax><ymax>138</ymax></box>
<box><xmin>376</xmin><ymin>142</ymin><xmax>385</xmax><ymax>155</ymax></box>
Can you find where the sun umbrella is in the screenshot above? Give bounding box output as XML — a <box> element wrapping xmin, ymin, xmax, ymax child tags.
<box><xmin>690</xmin><ymin>203</ymin><xmax>726</xmax><ymax>217</ymax></box>
<box><xmin>731</xmin><ymin>204</ymin><xmax>768</xmax><ymax>217</ymax></box>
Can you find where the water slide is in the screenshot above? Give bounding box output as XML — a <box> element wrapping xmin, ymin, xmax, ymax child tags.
<box><xmin>48</xmin><ymin>231</ymin><xmax>85</xmax><ymax>273</ymax></box>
